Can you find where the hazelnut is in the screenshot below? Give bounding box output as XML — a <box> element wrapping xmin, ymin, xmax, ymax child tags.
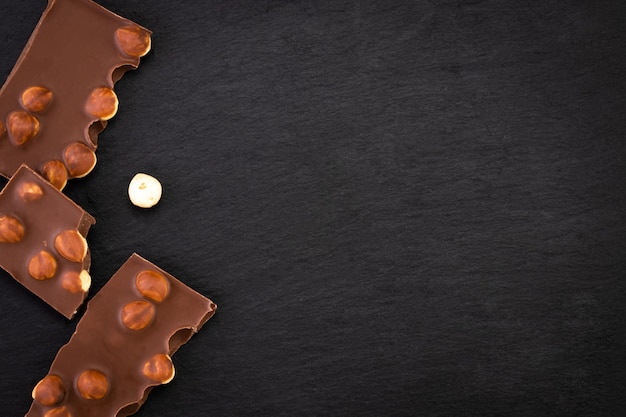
<box><xmin>63</xmin><ymin>142</ymin><xmax>97</xmax><ymax>178</ymax></box>
<box><xmin>44</xmin><ymin>406</ymin><xmax>71</xmax><ymax>417</ymax></box>
<box><xmin>28</xmin><ymin>250</ymin><xmax>57</xmax><ymax>280</ymax></box>
<box><xmin>121</xmin><ymin>300</ymin><xmax>155</xmax><ymax>331</ymax></box>
<box><xmin>128</xmin><ymin>173</ymin><xmax>162</xmax><ymax>208</ymax></box>
<box><xmin>0</xmin><ymin>214</ymin><xmax>25</xmax><ymax>243</ymax></box>
<box><xmin>21</xmin><ymin>86</ymin><xmax>53</xmax><ymax>113</ymax></box>
<box><xmin>115</xmin><ymin>26</ymin><xmax>152</xmax><ymax>58</ymax></box>
<box><xmin>136</xmin><ymin>270</ymin><xmax>170</xmax><ymax>303</ymax></box>
<box><xmin>41</xmin><ymin>160</ymin><xmax>68</xmax><ymax>190</ymax></box>
<box><xmin>60</xmin><ymin>270</ymin><xmax>91</xmax><ymax>293</ymax></box>
<box><xmin>76</xmin><ymin>370</ymin><xmax>109</xmax><ymax>400</ymax></box>
<box><xmin>143</xmin><ymin>354</ymin><xmax>175</xmax><ymax>384</ymax></box>
<box><xmin>6</xmin><ymin>110</ymin><xmax>40</xmax><ymax>146</ymax></box>
<box><xmin>32</xmin><ymin>375</ymin><xmax>66</xmax><ymax>406</ymax></box>
<box><xmin>54</xmin><ymin>230</ymin><xmax>87</xmax><ymax>263</ymax></box>
<box><xmin>85</xmin><ymin>87</ymin><xmax>118</xmax><ymax>121</ymax></box>
<box><xmin>17</xmin><ymin>181</ymin><xmax>44</xmax><ymax>202</ymax></box>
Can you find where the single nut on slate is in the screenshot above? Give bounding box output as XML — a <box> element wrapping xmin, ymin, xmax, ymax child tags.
<box><xmin>32</xmin><ymin>375</ymin><xmax>66</xmax><ymax>406</ymax></box>
<box><xmin>21</xmin><ymin>86</ymin><xmax>53</xmax><ymax>113</ymax></box>
<box><xmin>28</xmin><ymin>250</ymin><xmax>57</xmax><ymax>280</ymax></box>
<box><xmin>77</xmin><ymin>370</ymin><xmax>109</xmax><ymax>400</ymax></box>
<box><xmin>41</xmin><ymin>160</ymin><xmax>68</xmax><ymax>190</ymax></box>
<box><xmin>44</xmin><ymin>406</ymin><xmax>71</xmax><ymax>417</ymax></box>
<box><xmin>54</xmin><ymin>230</ymin><xmax>87</xmax><ymax>262</ymax></box>
<box><xmin>6</xmin><ymin>110</ymin><xmax>40</xmax><ymax>146</ymax></box>
<box><xmin>60</xmin><ymin>270</ymin><xmax>91</xmax><ymax>293</ymax></box>
<box><xmin>18</xmin><ymin>181</ymin><xmax>44</xmax><ymax>202</ymax></box>
<box><xmin>115</xmin><ymin>25</ymin><xmax>151</xmax><ymax>58</ymax></box>
<box><xmin>121</xmin><ymin>300</ymin><xmax>156</xmax><ymax>331</ymax></box>
<box><xmin>0</xmin><ymin>214</ymin><xmax>25</xmax><ymax>243</ymax></box>
<box><xmin>85</xmin><ymin>87</ymin><xmax>118</xmax><ymax>121</ymax></box>
<box><xmin>136</xmin><ymin>270</ymin><xmax>170</xmax><ymax>303</ymax></box>
<box><xmin>128</xmin><ymin>173</ymin><xmax>162</xmax><ymax>208</ymax></box>
<box><xmin>63</xmin><ymin>142</ymin><xmax>97</xmax><ymax>178</ymax></box>
<box><xmin>143</xmin><ymin>354</ymin><xmax>175</xmax><ymax>384</ymax></box>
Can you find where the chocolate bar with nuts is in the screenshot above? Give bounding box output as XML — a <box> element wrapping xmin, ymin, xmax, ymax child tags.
<box><xmin>0</xmin><ymin>0</ymin><xmax>151</xmax><ymax>189</ymax></box>
<box><xmin>26</xmin><ymin>253</ymin><xmax>217</xmax><ymax>417</ymax></box>
<box><xmin>0</xmin><ymin>164</ymin><xmax>95</xmax><ymax>319</ymax></box>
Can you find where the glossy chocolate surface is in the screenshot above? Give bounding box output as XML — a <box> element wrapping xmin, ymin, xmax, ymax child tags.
<box><xmin>26</xmin><ymin>254</ymin><xmax>216</xmax><ymax>417</ymax></box>
<box><xmin>0</xmin><ymin>0</ymin><xmax>151</xmax><ymax>185</ymax></box>
<box><xmin>0</xmin><ymin>165</ymin><xmax>95</xmax><ymax>318</ymax></box>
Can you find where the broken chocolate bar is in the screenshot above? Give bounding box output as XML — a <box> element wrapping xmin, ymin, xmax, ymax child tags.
<box><xmin>26</xmin><ymin>253</ymin><xmax>217</xmax><ymax>417</ymax></box>
<box><xmin>0</xmin><ymin>0</ymin><xmax>151</xmax><ymax>189</ymax></box>
<box><xmin>0</xmin><ymin>164</ymin><xmax>95</xmax><ymax>318</ymax></box>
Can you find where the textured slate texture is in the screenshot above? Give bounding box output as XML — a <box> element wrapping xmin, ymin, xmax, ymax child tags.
<box><xmin>1</xmin><ymin>0</ymin><xmax>625</xmax><ymax>416</ymax></box>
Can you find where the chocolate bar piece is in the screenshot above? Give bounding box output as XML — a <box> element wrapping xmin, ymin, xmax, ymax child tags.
<box><xmin>26</xmin><ymin>253</ymin><xmax>217</xmax><ymax>417</ymax></box>
<box><xmin>0</xmin><ymin>0</ymin><xmax>151</xmax><ymax>189</ymax></box>
<box><xmin>0</xmin><ymin>164</ymin><xmax>95</xmax><ymax>318</ymax></box>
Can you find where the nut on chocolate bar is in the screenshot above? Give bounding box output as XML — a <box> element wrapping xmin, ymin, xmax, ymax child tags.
<box><xmin>0</xmin><ymin>165</ymin><xmax>95</xmax><ymax>318</ymax></box>
<box><xmin>26</xmin><ymin>254</ymin><xmax>216</xmax><ymax>417</ymax></box>
<box><xmin>0</xmin><ymin>0</ymin><xmax>151</xmax><ymax>188</ymax></box>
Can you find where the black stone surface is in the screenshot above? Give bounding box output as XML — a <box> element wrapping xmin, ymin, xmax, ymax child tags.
<box><xmin>1</xmin><ymin>0</ymin><xmax>625</xmax><ymax>416</ymax></box>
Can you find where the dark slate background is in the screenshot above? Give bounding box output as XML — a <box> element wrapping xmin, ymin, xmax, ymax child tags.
<box><xmin>1</xmin><ymin>0</ymin><xmax>625</xmax><ymax>416</ymax></box>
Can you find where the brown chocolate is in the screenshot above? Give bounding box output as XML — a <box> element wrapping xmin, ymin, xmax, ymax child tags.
<box><xmin>0</xmin><ymin>165</ymin><xmax>95</xmax><ymax>318</ymax></box>
<box><xmin>0</xmin><ymin>0</ymin><xmax>151</xmax><ymax>188</ymax></box>
<box><xmin>26</xmin><ymin>254</ymin><xmax>217</xmax><ymax>417</ymax></box>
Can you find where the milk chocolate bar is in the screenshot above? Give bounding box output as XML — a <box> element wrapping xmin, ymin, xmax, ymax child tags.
<box><xmin>0</xmin><ymin>0</ymin><xmax>151</xmax><ymax>189</ymax></box>
<box><xmin>0</xmin><ymin>164</ymin><xmax>95</xmax><ymax>318</ymax></box>
<box><xmin>26</xmin><ymin>254</ymin><xmax>217</xmax><ymax>417</ymax></box>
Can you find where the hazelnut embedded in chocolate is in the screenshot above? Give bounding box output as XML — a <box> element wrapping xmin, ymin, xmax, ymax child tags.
<box><xmin>136</xmin><ymin>270</ymin><xmax>170</xmax><ymax>303</ymax></box>
<box><xmin>28</xmin><ymin>250</ymin><xmax>57</xmax><ymax>280</ymax></box>
<box><xmin>60</xmin><ymin>270</ymin><xmax>91</xmax><ymax>294</ymax></box>
<box><xmin>54</xmin><ymin>230</ymin><xmax>87</xmax><ymax>263</ymax></box>
<box><xmin>32</xmin><ymin>375</ymin><xmax>66</xmax><ymax>407</ymax></box>
<box><xmin>18</xmin><ymin>181</ymin><xmax>44</xmax><ymax>202</ymax></box>
<box><xmin>85</xmin><ymin>87</ymin><xmax>118</xmax><ymax>121</ymax></box>
<box><xmin>63</xmin><ymin>142</ymin><xmax>97</xmax><ymax>178</ymax></box>
<box><xmin>143</xmin><ymin>354</ymin><xmax>175</xmax><ymax>384</ymax></box>
<box><xmin>121</xmin><ymin>300</ymin><xmax>156</xmax><ymax>331</ymax></box>
<box><xmin>77</xmin><ymin>370</ymin><xmax>109</xmax><ymax>400</ymax></box>
<box><xmin>0</xmin><ymin>214</ymin><xmax>25</xmax><ymax>243</ymax></box>
<box><xmin>6</xmin><ymin>110</ymin><xmax>40</xmax><ymax>146</ymax></box>
<box><xmin>21</xmin><ymin>86</ymin><xmax>53</xmax><ymax>113</ymax></box>
<box><xmin>115</xmin><ymin>26</ymin><xmax>151</xmax><ymax>58</ymax></box>
<box><xmin>43</xmin><ymin>406</ymin><xmax>71</xmax><ymax>417</ymax></box>
<box><xmin>41</xmin><ymin>160</ymin><xmax>68</xmax><ymax>190</ymax></box>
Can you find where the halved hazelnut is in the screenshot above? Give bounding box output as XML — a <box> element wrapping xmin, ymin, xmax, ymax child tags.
<box><xmin>63</xmin><ymin>142</ymin><xmax>97</xmax><ymax>178</ymax></box>
<box><xmin>136</xmin><ymin>270</ymin><xmax>170</xmax><ymax>303</ymax></box>
<box><xmin>7</xmin><ymin>110</ymin><xmax>40</xmax><ymax>146</ymax></box>
<box><xmin>115</xmin><ymin>26</ymin><xmax>151</xmax><ymax>58</ymax></box>
<box><xmin>21</xmin><ymin>86</ymin><xmax>53</xmax><ymax>113</ymax></box>
<box><xmin>76</xmin><ymin>370</ymin><xmax>109</xmax><ymax>400</ymax></box>
<box><xmin>17</xmin><ymin>181</ymin><xmax>44</xmax><ymax>202</ymax></box>
<box><xmin>143</xmin><ymin>354</ymin><xmax>175</xmax><ymax>384</ymax></box>
<box><xmin>60</xmin><ymin>270</ymin><xmax>91</xmax><ymax>293</ymax></box>
<box><xmin>44</xmin><ymin>406</ymin><xmax>71</xmax><ymax>417</ymax></box>
<box><xmin>0</xmin><ymin>214</ymin><xmax>25</xmax><ymax>243</ymax></box>
<box><xmin>28</xmin><ymin>250</ymin><xmax>57</xmax><ymax>280</ymax></box>
<box><xmin>85</xmin><ymin>87</ymin><xmax>118</xmax><ymax>121</ymax></box>
<box><xmin>54</xmin><ymin>230</ymin><xmax>87</xmax><ymax>262</ymax></box>
<box><xmin>121</xmin><ymin>300</ymin><xmax>155</xmax><ymax>331</ymax></box>
<box><xmin>41</xmin><ymin>160</ymin><xmax>68</xmax><ymax>190</ymax></box>
<box><xmin>32</xmin><ymin>375</ymin><xmax>66</xmax><ymax>406</ymax></box>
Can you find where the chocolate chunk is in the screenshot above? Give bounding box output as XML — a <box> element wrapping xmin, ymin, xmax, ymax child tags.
<box><xmin>0</xmin><ymin>165</ymin><xmax>95</xmax><ymax>318</ymax></box>
<box><xmin>26</xmin><ymin>253</ymin><xmax>217</xmax><ymax>417</ymax></box>
<box><xmin>0</xmin><ymin>0</ymin><xmax>151</xmax><ymax>188</ymax></box>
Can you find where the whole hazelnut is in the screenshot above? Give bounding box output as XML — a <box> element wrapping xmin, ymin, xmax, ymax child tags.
<box><xmin>0</xmin><ymin>214</ymin><xmax>25</xmax><ymax>243</ymax></box>
<box><xmin>128</xmin><ymin>173</ymin><xmax>162</xmax><ymax>208</ymax></box>
<box><xmin>60</xmin><ymin>270</ymin><xmax>91</xmax><ymax>293</ymax></box>
<box><xmin>136</xmin><ymin>270</ymin><xmax>170</xmax><ymax>303</ymax></box>
<box><xmin>143</xmin><ymin>354</ymin><xmax>175</xmax><ymax>384</ymax></box>
<box><xmin>6</xmin><ymin>110</ymin><xmax>40</xmax><ymax>146</ymax></box>
<box><xmin>76</xmin><ymin>370</ymin><xmax>109</xmax><ymax>400</ymax></box>
<box><xmin>115</xmin><ymin>26</ymin><xmax>151</xmax><ymax>58</ymax></box>
<box><xmin>28</xmin><ymin>250</ymin><xmax>57</xmax><ymax>280</ymax></box>
<box><xmin>17</xmin><ymin>181</ymin><xmax>44</xmax><ymax>202</ymax></box>
<box><xmin>44</xmin><ymin>406</ymin><xmax>71</xmax><ymax>417</ymax></box>
<box><xmin>41</xmin><ymin>160</ymin><xmax>68</xmax><ymax>190</ymax></box>
<box><xmin>32</xmin><ymin>374</ymin><xmax>66</xmax><ymax>406</ymax></box>
<box><xmin>63</xmin><ymin>142</ymin><xmax>97</xmax><ymax>178</ymax></box>
<box><xmin>21</xmin><ymin>86</ymin><xmax>53</xmax><ymax>113</ymax></box>
<box><xmin>54</xmin><ymin>230</ymin><xmax>87</xmax><ymax>263</ymax></box>
<box><xmin>121</xmin><ymin>300</ymin><xmax>156</xmax><ymax>331</ymax></box>
<box><xmin>85</xmin><ymin>87</ymin><xmax>118</xmax><ymax>121</ymax></box>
